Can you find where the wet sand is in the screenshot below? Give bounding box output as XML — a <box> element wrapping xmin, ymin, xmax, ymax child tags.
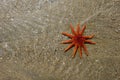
<box><xmin>0</xmin><ymin>0</ymin><xmax>120</xmax><ymax>80</ymax></box>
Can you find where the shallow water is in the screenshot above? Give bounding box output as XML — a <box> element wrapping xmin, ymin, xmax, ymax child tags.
<box><xmin>0</xmin><ymin>0</ymin><xmax>120</xmax><ymax>80</ymax></box>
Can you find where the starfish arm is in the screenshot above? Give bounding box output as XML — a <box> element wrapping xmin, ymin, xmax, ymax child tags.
<box><xmin>62</xmin><ymin>32</ymin><xmax>73</xmax><ymax>38</ymax></box>
<box><xmin>70</xmin><ymin>23</ymin><xmax>77</xmax><ymax>35</ymax></box>
<box><xmin>84</xmin><ymin>34</ymin><xmax>95</xmax><ymax>39</ymax></box>
<box><xmin>79</xmin><ymin>47</ymin><xmax>82</xmax><ymax>58</ymax></box>
<box><xmin>64</xmin><ymin>42</ymin><xmax>74</xmax><ymax>52</ymax></box>
<box><xmin>61</xmin><ymin>39</ymin><xmax>73</xmax><ymax>44</ymax></box>
<box><xmin>72</xmin><ymin>44</ymin><xmax>78</xmax><ymax>58</ymax></box>
<box><xmin>77</xmin><ymin>23</ymin><xmax>80</xmax><ymax>34</ymax></box>
<box><xmin>82</xmin><ymin>44</ymin><xmax>88</xmax><ymax>56</ymax></box>
<box><xmin>85</xmin><ymin>40</ymin><xmax>96</xmax><ymax>44</ymax></box>
<box><xmin>80</xmin><ymin>25</ymin><xmax>86</xmax><ymax>35</ymax></box>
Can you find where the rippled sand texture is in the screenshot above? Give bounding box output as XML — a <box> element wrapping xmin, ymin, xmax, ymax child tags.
<box><xmin>0</xmin><ymin>0</ymin><xmax>120</xmax><ymax>80</ymax></box>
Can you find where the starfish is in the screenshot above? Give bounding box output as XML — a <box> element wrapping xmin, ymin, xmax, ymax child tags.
<box><xmin>61</xmin><ymin>23</ymin><xmax>96</xmax><ymax>58</ymax></box>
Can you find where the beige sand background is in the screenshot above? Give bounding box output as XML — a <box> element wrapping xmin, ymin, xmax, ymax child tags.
<box><xmin>0</xmin><ymin>0</ymin><xmax>120</xmax><ymax>80</ymax></box>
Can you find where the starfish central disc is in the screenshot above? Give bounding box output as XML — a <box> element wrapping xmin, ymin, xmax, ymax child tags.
<box><xmin>73</xmin><ymin>36</ymin><xmax>85</xmax><ymax>46</ymax></box>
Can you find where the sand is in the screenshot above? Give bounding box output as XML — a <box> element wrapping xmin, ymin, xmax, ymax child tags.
<box><xmin>0</xmin><ymin>0</ymin><xmax>120</xmax><ymax>80</ymax></box>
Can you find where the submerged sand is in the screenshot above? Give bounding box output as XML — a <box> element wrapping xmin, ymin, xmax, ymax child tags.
<box><xmin>0</xmin><ymin>0</ymin><xmax>120</xmax><ymax>80</ymax></box>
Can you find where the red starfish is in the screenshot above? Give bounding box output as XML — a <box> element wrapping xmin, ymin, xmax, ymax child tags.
<box><xmin>61</xmin><ymin>23</ymin><xmax>96</xmax><ymax>58</ymax></box>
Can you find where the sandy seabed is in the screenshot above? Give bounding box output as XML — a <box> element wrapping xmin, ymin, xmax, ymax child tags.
<box><xmin>0</xmin><ymin>0</ymin><xmax>120</xmax><ymax>80</ymax></box>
